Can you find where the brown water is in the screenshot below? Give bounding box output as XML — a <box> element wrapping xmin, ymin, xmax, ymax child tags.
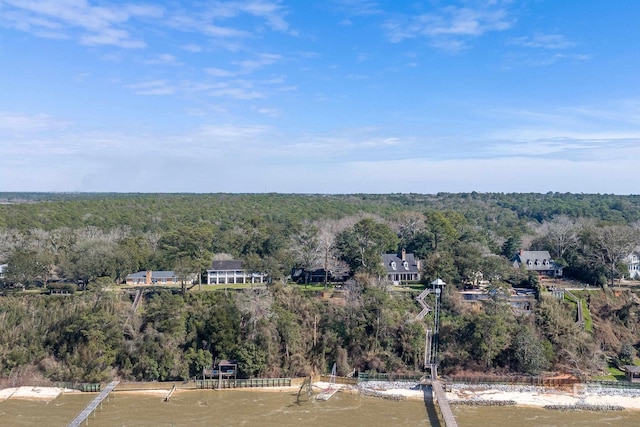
<box><xmin>1</xmin><ymin>390</ymin><xmax>639</xmax><ymax>427</ymax></box>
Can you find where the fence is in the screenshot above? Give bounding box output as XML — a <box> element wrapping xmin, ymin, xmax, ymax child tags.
<box><xmin>54</xmin><ymin>382</ymin><xmax>101</xmax><ymax>392</ymax></box>
<box><xmin>446</xmin><ymin>375</ymin><xmax>583</xmax><ymax>387</ymax></box>
<box><xmin>319</xmin><ymin>375</ymin><xmax>358</xmax><ymax>385</ymax></box>
<box><xmin>586</xmin><ymin>380</ymin><xmax>640</xmax><ymax>390</ymax></box>
<box><xmin>196</xmin><ymin>378</ymin><xmax>291</xmax><ymax>389</ymax></box>
<box><xmin>357</xmin><ymin>372</ymin><xmax>425</xmax><ymax>383</ymax></box>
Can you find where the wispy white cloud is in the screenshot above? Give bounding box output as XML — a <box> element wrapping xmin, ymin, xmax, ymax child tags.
<box><xmin>0</xmin><ymin>0</ymin><xmax>293</xmax><ymax>49</ymax></box>
<box><xmin>331</xmin><ymin>0</ymin><xmax>382</xmax><ymax>16</ymax></box>
<box><xmin>206</xmin><ymin>53</ymin><xmax>282</xmax><ymax>77</ymax></box>
<box><xmin>509</xmin><ymin>33</ymin><xmax>575</xmax><ymax>49</ymax></box>
<box><xmin>256</xmin><ymin>107</ymin><xmax>280</xmax><ymax>117</ymax></box>
<box><xmin>180</xmin><ymin>43</ymin><xmax>202</xmax><ymax>53</ymax></box>
<box><xmin>167</xmin><ymin>0</ymin><xmax>292</xmax><ymax>42</ymax></box>
<box><xmin>167</xmin><ymin>12</ymin><xmax>249</xmax><ymax>40</ymax></box>
<box><xmin>144</xmin><ymin>53</ymin><xmax>182</xmax><ymax>66</ymax></box>
<box><xmin>235</xmin><ymin>53</ymin><xmax>282</xmax><ymax>73</ymax></box>
<box><xmin>382</xmin><ymin>5</ymin><xmax>512</xmax><ymax>50</ymax></box>
<box><xmin>127</xmin><ymin>80</ymin><xmax>175</xmax><ymax>95</ymax></box>
<box><xmin>3</xmin><ymin>105</ymin><xmax>640</xmax><ymax>193</ymax></box>
<box><xmin>0</xmin><ymin>111</ymin><xmax>71</xmax><ymax>134</ymax></box>
<box><xmin>0</xmin><ymin>0</ymin><xmax>163</xmax><ymax>48</ymax></box>
<box><xmin>206</xmin><ymin>68</ymin><xmax>237</xmax><ymax>78</ymax></box>
<box><xmin>128</xmin><ymin>77</ymin><xmax>280</xmax><ymax>100</ymax></box>
<box><xmin>503</xmin><ymin>32</ymin><xmax>590</xmax><ymax>67</ymax></box>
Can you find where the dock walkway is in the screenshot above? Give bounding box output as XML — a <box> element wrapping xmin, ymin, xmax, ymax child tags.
<box><xmin>431</xmin><ymin>380</ymin><xmax>458</xmax><ymax>427</ymax></box>
<box><xmin>68</xmin><ymin>381</ymin><xmax>119</xmax><ymax>427</ymax></box>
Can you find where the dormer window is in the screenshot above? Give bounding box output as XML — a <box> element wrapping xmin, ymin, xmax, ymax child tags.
<box><xmin>534</xmin><ymin>259</ymin><xmax>540</xmax><ymax>266</ymax></box>
<box><xmin>543</xmin><ymin>259</ymin><xmax>549</xmax><ymax>266</ymax></box>
<box><xmin>403</xmin><ymin>261</ymin><xmax>409</xmax><ymax>270</ymax></box>
<box><xmin>390</xmin><ymin>261</ymin><xmax>397</xmax><ymax>270</ymax></box>
<box><xmin>526</xmin><ymin>260</ymin><xmax>532</xmax><ymax>266</ymax></box>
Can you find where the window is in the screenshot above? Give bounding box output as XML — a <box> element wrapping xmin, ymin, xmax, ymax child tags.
<box><xmin>390</xmin><ymin>261</ymin><xmax>397</xmax><ymax>270</ymax></box>
<box><xmin>403</xmin><ymin>261</ymin><xmax>409</xmax><ymax>270</ymax></box>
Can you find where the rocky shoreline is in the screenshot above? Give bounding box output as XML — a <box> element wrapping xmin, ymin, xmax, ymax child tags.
<box><xmin>543</xmin><ymin>403</ymin><xmax>624</xmax><ymax>411</ymax></box>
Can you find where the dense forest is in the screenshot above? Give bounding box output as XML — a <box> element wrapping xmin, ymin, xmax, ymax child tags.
<box><xmin>1</xmin><ymin>192</ymin><xmax>640</xmax><ymax>384</ymax></box>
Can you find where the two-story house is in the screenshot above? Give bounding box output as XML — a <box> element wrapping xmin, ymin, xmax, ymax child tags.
<box><xmin>382</xmin><ymin>249</ymin><xmax>420</xmax><ymax>285</ymax></box>
<box><xmin>206</xmin><ymin>260</ymin><xmax>265</xmax><ymax>285</ymax></box>
<box><xmin>625</xmin><ymin>247</ymin><xmax>640</xmax><ymax>279</ymax></box>
<box><xmin>511</xmin><ymin>250</ymin><xmax>563</xmax><ymax>278</ymax></box>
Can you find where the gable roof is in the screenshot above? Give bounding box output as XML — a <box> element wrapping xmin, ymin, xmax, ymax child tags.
<box><xmin>382</xmin><ymin>252</ymin><xmax>419</xmax><ymax>274</ymax></box>
<box><xmin>512</xmin><ymin>250</ymin><xmax>559</xmax><ymax>271</ymax></box>
<box><xmin>126</xmin><ymin>270</ymin><xmax>178</xmax><ymax>280</ymax></box>
<box><xmin>209</xmin><ymin>260</ymin><xmax>244</xmax><ymax>271</ymax></box>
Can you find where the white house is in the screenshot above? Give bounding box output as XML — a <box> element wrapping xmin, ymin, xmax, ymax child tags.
<box><xmin>625</xmin><ymin>247</ymin><xmax>640</xmax><ymax>279</ymax></box>
<box><xmin>206</xmin><ymin>260</ymin><xmax>265</xmax><ymax>285</ymax></box>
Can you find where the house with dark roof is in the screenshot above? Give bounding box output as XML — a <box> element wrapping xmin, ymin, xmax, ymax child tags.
<box><xmin>511</xmin><ymin>250</ymin><xmax>563</xmax><ymax>278</ymax></box>
<box><xmin>382</xmin><ymin>249</ymin><xmax>420</xmax><ymax>285</ymax></box>
<box><xmin>206</xmin><ymin>260</ymin><xmax>265</xmax><ymax>285</ymax></box>
<box><xmin>125</xmin><ymin>270</ymin><xmax>195</xmax><ymax>285</ymax></box>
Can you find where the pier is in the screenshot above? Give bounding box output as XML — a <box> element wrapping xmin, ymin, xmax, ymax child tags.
<box><xmin>431</xmin><ymin>380</ymin><xmax>458</xmax><ymax>427</ymax></box>
<box><xmin>67</xmin><ymin>381</ymin><xmax>119</xmax><ymax>427</ymax></box>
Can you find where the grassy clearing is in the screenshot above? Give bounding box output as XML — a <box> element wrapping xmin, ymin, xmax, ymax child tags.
<box><xmin>581</xmin><ymin>299</ymin><xmax>593</xmax><ymax>332</ymax></box>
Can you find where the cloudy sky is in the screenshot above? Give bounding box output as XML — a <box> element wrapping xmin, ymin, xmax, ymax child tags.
<box><xmin>1</xmin><ymin>0</ymin><xmax>639</xmax><ymax>194</ymax></box>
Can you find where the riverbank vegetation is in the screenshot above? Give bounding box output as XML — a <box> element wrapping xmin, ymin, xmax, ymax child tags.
<box><xmin>1</xmin><ymin>192</ymin><xmax>640</xmax><ymax>383</ymax></box>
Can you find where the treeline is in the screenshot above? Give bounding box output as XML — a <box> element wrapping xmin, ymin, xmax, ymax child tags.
<box><xmin>2</xmin><ymin>193</ymin><xmax>640</xmax><ymax>288</ymax></box>
<box><xmin>1</xmin><ymin>192</ymin><xmax>640</xmax><ymax>382</ymax></box>
<box><xmin>2</xmin><ymin>281</ymin><xmax>639</xmax><ymax>383</ymax></box>
<box><xmin>2</xmin><ymin>192</ymin><xmax>640</xmax><ymax>232</ymax></box>
<box><xmin>0</xmin><ymin>285</ymin><xmax>426</xmax><ymax>383</ymax></box>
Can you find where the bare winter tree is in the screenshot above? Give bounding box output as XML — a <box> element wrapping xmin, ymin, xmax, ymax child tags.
<box><xmin>291</xmin><ymin>220</ymin><xmax>322</xmax><ymax>281</ymax></box>
<box><xmin>315</xmin><ymin>218</ymin><xmax>353</xmax><ymax>286</ymax></box>
<box><xmin>0</xmin><ymin>228</ymin><xmax>23</xmax><ymax>262</ymax></box>
<box><xmin>236</xmin><ymin>289</ymin><xmax>274</xmax><ymax>339</ymax></box>
<box><xmin>537</xmin><ymin>215</ymin><xmax>582</xmax><ymax>261</ymax></box>
<box><xmin>582</xmin><ymin>224</ymin><xmax>639</xmax><ymax>287</ymax></box>
<box><xmin>390</xmin><ymin>211</ymin><xmax>425</xmax><ymax>246</ymax></box>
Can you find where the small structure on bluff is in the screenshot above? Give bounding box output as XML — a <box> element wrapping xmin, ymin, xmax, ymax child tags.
<box><xmin>623</xmin><ymin>365</ymin><xmax>640</xmax><ymax>383</ymax></box>
<box><xmin>203</xmin><ymin>359</ymin><xmax>238</xmax><ymax>389</ymax></box>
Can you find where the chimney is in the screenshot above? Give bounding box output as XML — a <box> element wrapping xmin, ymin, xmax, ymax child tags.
<box><xmin>401</xmin><ymin>248</ymin><xmax>406</xmax><ymax>261</ymax></box>
<box><xmin>146</xmin><ymin>270</ymin><xmax>152</xmax><ymax>285</ymax></box>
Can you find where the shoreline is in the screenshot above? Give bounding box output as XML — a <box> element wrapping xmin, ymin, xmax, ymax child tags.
<box><xmin>3</xmin><ymin>381</ymin><xmax>640</xmax><ymax>412</ymax></box>
<box><xmin>354</xmin><ymin>381</ymin><xmax>640</xmax><ymax>411</ymax></box>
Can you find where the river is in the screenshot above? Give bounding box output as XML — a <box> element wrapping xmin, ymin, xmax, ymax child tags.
<box><xmin>1</xmin><ymin>389</ymin><xmax>640</xmax><ymax>426</ymax></box>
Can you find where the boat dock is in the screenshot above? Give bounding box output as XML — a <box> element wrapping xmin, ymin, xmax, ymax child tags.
<box><xmin>431</xmin><ymin>380</ymin><xmax>458</xmax><ymax>427</ymax></box>
<box><xmin>67</xmin><ymin>381</ymin><xmax>119</xmax><ymax>427</ymax></box>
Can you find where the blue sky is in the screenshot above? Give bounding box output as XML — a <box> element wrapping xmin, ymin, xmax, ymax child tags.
<box><xmin>1</xmin><ymin>0</ymin><xmax>639</xmax><ymax>194</ymax></box>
